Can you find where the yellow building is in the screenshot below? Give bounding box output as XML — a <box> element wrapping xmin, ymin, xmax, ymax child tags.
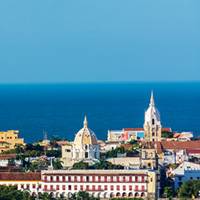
<box><xmin>0</xmin><ymin>130</ymin><xmax>25</xmax><ymax>153</ymax></box>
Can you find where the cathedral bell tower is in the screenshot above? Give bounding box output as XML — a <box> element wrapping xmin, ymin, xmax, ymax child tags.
<box><xmin>144</xmin><ymin>92</ymin><xmax>162</xmax><ymax>141</ymax></box>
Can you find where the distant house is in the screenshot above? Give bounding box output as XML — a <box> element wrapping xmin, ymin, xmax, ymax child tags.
<box><xmin>155</xmin><ymin>140</ymin><xmax>200</xmax><ymax>166</ymax></box>
<box><xmin>108</xmin><ymin>128</ymin><xmax>171</xmax><ymax>142</ymax></box>
<box><xmin>0</xmin><ymin>154</ymin><xmax>22</xmax><ymax>166</ymax></box>
<box><xmin>172</xmin><ymin>161</ymin><xmax>200</xmax><ymax>190</ymax></box>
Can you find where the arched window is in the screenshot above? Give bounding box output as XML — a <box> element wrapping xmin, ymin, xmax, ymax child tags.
<box><xmin>152</xmin><ymin>119</ymin><xmax>155</xmax><ymax>125</ymax></box>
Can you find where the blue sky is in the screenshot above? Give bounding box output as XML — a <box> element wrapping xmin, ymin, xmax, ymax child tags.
<box><xmin>0</xmin><ymin>0</ymin><xmax>199</xmax><ymax>83</ymax></box>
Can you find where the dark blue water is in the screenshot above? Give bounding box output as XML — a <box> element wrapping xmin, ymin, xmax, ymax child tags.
<box><xmin>0</xmin><ymin>82</ymin><xmax>199</xmax><ymax>143</ymax></box>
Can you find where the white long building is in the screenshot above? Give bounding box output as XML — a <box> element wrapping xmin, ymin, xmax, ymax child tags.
<box><xmin>0</xmin><ymin>169</ymin><xmax>160</xmax><ymax>199</ymax></box>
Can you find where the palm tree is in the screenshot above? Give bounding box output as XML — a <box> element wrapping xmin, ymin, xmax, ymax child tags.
<box><xmin>14</xmin><ymin>144</ymin><xmax>24</xmax><ymax>153</ymax></box>
<box><xmin>77</xmin><ymin>191</ymin><xmax>90</xmax><ymax>200</ymax></box>
<box><xmin>53</xmin><ymin>158</ymin><xmax>63</xmax><ymax>170</ymax></box>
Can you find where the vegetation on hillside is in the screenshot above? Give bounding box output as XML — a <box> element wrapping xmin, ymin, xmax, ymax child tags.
<box><xmin>72</xmin><ymin>158</ymin><xmax>124</xmax><ymax>170</ymax></box>
<box><xmin>100</xmin><ymin>145</ymin><xmax>139</xmax><ymax>158</ymax></box>
<box><xmin>161</xmin><ymin>130</ymin><xmax>174</xmax><ymax>138</ymax></box>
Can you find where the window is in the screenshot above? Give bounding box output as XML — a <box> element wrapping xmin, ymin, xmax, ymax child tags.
<box><xmin>142</xmin><ymin>177</ymin><xmax>145</xmax><ymax>182</ymax></box>
<box><xmin>62</xmin><ymin>185</ymin><xmax>65</xmax><ymax>190</ymax></box>
<box><xmin>152</xmin><ymin>132</ymin><xmax>155</xmax><ymax>136</ymax></box>
<box><xmin>151</xmin><ymin>178</ymin><xmax>153</xmax><ymax>182</ymax></box>
<box><xmin>104</xmin><ymin>185</ymin><xmax>107</xmax><ymax>190</ymax></box>
<box><xmin>63</xmin><ymin>176</ymin><xmax>65</xmax><ymax>182</ymax></box>
<box><xmin>142</xmin><ymin>186</ymin><xmax>145</xmax><ymax>191</ymax></box>
<box><xmin>178</xmin><ymin>177</ymin><xmax>182</xmax><ymax>181</ymax></box>
<box><xmin>74</xmin><ymin>185</ymin><xmax>77</xmax><ymax>190</ymax></box>
<box><xmin>152</xmin><ymin>119</ymin><xmax>155</xmax><ymax>125</ymax></box>
<box><xmin>123</xmin><ymin>185</ymin><xmax>126</xmax><ymax>191</ymax></box>
<box><xmin>33</xmin><ymin>184</ymin><xmax>36</xmax><ymax>189</ymax></box>
<box><xmin>68</xmin><ymin>185</ymin><xmax>71</xmax><ymax>190</ymax></box>
<box><xmin>10</xmin><ymin>137</ymin><xmax>12</xmax><ymax>139</ymax></box>
<box><xmin>50</xmin><ymin>185</ymin><xmax>53</xmax><ymax>191</ymax></box>
<box><xmin>135</xmin><ymin>185</ymin><xmax>138</xmax><ymax>191</ymax></box>
<box><xmin>129</xmin><ymin>185</ymin><xmax>132</xmax><ymax>190</ymax></box>
<box><xmin>57</xmin><ymin>176</ymin><xmax>59</xmax><ymax>182</ymax></box>
<box><xmin>56</xmin><ymin>185</ymin><xmax>59</xmax><ymax>190</ymax></box>
<box><xmin>86</xmin><ymin>176</ymin><xmax>89</xmax><ymax>181</ymax></box>
<box><xmin>21</xmin><ymin>184</ymin><xmax>24</xmax><ymax>189</ymax></box>
<box><xmin>80</xmin><ymin>185</ymin><xmax>83</xmax><ymax>190</ymax></box>
<box><xmin>85</xmin><ymin>152</ymin><xmax>88</xmax><ymax>158</ymax></box>
<box><xmin>197</xmin><ymin>177</ymin><xmax>199</xmax><ymax>180</ymax></box>
<box><xmin>65</xmin><ymin>149</ymin><xmax>71</xmax><ymax>152</ymax></box>
<box><xmin>39</xmin><ymin>184</ymin><xmax>41</xmax><ymax>189</ymax></box>
<box><xmin>135</xmin><ymin>177</ymin><xmax>138</xmax><ymax>182</ymax></box>
<box><xmin>44</xmin><ymin>185</ymin><xmax>47</xmax><ymax>191</ymax></box>
<box><xmin>110</xmin><ymin>185</ymin><xmax>114</xmax><ymax>191</ymax></box>
<box><xmin>98</xmin><ymin>185</ymin><xmax>101</xmax><ymax>191</ymax></box>
<box><xmin>117</xmin><ymin>185</ymin><xmax>120</xmax><ymax>190</ymax></box>
<box><xmin>190</xmin><ymin>177</ymin><xmax>193</xmax><ymax>180</ymax></box>
<box><xmin>27</xmin><ymin>184</ymin><xmax>30</xmax><ymax>189</ymax></box>
<box><xmin>92</xmin><ymin>185</ymin><xmax>95</xmax><ymax>190</ymax></box>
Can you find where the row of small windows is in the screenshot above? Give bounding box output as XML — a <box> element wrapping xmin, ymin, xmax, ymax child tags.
<box><xmin>43</xmin><ymin>176</ymin><xmax>146</xmax><ymax>183</ymax></box>
<box><xmin>1</xmin><ymin>137</ymin><xmax>17</xmax><ymax>139</ymax></box>
<box><xmin>44</xmin><ymin>185</ymin><xmax>146</xmax><ymax>191</ymax></box>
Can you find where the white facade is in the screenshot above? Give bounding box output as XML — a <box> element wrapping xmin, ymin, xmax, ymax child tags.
<box><xmin>162</xmin><ymin>149</ymin><xmax>188</xmax><ymax>166</ymax></box>
<box><xmin>41</xmin><ymin>169</ymin><xmax>159</xmax><ymax>199</ymax></box>
<box><xmin>173</xmin><ymin>161</ymin><xmax>200</xmax><ymax>190</ymax></box>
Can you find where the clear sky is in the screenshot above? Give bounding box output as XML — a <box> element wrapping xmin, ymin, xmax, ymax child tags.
<box><xmin>0</xmin><ymin>0</ymin><xmax>199</xmax><ymax>83</ymax></box>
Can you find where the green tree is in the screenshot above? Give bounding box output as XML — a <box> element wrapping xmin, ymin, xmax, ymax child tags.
<box><xmin>14</xmin><ymin>143</ymin><xmax>24</xmax><ymax>153</ymax></box>
<box><xmin>77</xmin><ymin>191</ymin><xmax>90</xmax><ymax>200</ymax></box>
<box><xmin>162</xmin><ymin>130</ymin><xmax>174</xmax><ymax>138</ymax></box>
<box><xmin>53</xmin><ymin>158</ymin><xmax>63</xmax><ymax>169</ymax></box>
<box><xmin>162</xmin><ymin>186</ymin><xmax>177</xmax><ymax>198</ymax></box>
<box><xmin>179</xmin><ymin>179</ymin><xmax>200</xmax><ymax>198</ymax></box>
<box><xmin>72</xmin><ymin>161</ymin><xmax>90</xmax><ymax>169</ymax></box>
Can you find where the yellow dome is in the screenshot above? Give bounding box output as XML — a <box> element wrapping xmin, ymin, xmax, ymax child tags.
<box><xmin>74</xmin><ymin>116</ymin><xmax>98</xmax><ymax>146</ymax></box>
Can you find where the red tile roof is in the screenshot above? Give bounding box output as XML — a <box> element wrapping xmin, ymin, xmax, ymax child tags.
<box><xmin>124</xmin><ymin>128</ymin><xmax>144</xmax><ymax>131</ymax></box>
<box><xmin>0</xmin><ymin>166</ymin><xmax>21</xmax><ymax>172</ymax></box>
<box><xmin>186</xmin><ymin>149</ymin><xmax>200</xmax><ymax>154</ymax></box>
<box><xmin>121</xmin><ymin>145</ymin><xmax>133</xmax><ymax>150</ymax></box>
<box><xmin>0</xmin><ymin>154</ymin><xmax>17</xmax><ymax>160</ymax></box>
<box><xmin>123</xmin><ymin>127</ymin><xmax>172</xmax><ymax>132</ymax></box>
<box><xmin>155</xmin><ymin>140</ymin><xmax>200</xmax><ymax>154</ymax></box>
<box><xmin>0</xmin><ymin>172</ymin><xmax>41</xmax><ymax>180</ymax></box>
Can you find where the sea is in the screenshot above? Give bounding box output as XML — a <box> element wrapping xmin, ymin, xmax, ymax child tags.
<box><xmin>0</xmin><ymin>82</ymin><xmax>199</xmax><ymax>144</ymax></box>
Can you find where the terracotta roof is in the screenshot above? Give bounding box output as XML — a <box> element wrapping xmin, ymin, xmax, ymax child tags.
<box><xmin>56</xmin><ymin>141</ymin><xmax>69</xmax><ymax>146</ymax></box>
<box><xmin>155</xmin><ymin>140</ymin><xmax>200</xmax><ymax>154</ymax></box>
<box><xmin>0</xmin><ymin>172</ymin><xmax>41</xmax><ymax>180</ymax></box>
<box><xmin>0</xmin><ymin>166</ymin><xmax>21</xmax><ymax>172</ymax></box>
<box><xmin>124</xmin><ymin>128</ymin><xmax>144</xmax><ymax>131</ymax></box>
<box><xmin>0</xmin><ymin>141</ymin><xmax>8</xmax><ymax>144</ymax></box>
<box><xmin>121</xmin><ymin>145</ymin><xmax>133</xmax><ymax>150</ymax></box>
<box><xmin>186</xmin><ymin>149</ymin><xmax>200</xmax><ymax>154</ymax></box>
<box><xmin>0</xmin><ymin>154</ymin><xmax>17</xmax><ymax>160</ymax></box>
<box><xmin>124</xmin><ymin>127</ymin><xmax>171</xmax><ymax>132</ymax></box>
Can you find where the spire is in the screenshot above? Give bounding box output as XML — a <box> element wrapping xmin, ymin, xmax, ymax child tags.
<box><xmin>83</xmin><ymin>116</ymin><xmax>88</xmax><ymax>128</ymax></box>
<box><xmin>150</xmin><ymin>90</ymin><xmax>155</xmax><ymax>106</ymax></box>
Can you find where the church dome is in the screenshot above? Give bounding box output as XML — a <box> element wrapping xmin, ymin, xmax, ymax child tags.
<box><xmin>74</xmin><ymin>116</ymin><xmax>98</xmax><ymax>146</ymax></box>
<box><xmin>145</xmin><ymin>92</ymin><xmax>161</xmax><ymax>124</ymax></box>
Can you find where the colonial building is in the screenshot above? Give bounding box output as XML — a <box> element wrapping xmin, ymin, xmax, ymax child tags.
<box><xmin>0</xmin><ymin>130</ymin><xmax>25</xmax><ymax>152</ymax></box>
<box><xmin>41</xmin><ymin>169</ymin><xmax>159</xmax><ymax>199</ymax></box>
<box><xmin>0</xmin><ymin>170</ymin><xmax>160</xmax><ymax>199</ymax></box>
<box><xmin>144</xmin><ymin>92</ymin><xmax>162</xmax><ymax>142</ymax></box>
<box><xmin>62</xmin><ymin>117</ymin><xmax>100</xmax><ymax>168</ymax></box>
<box><xmin>0</xmin><ymin>173</ymin><xmax>41</xmax><ymax>196</ymax></box>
